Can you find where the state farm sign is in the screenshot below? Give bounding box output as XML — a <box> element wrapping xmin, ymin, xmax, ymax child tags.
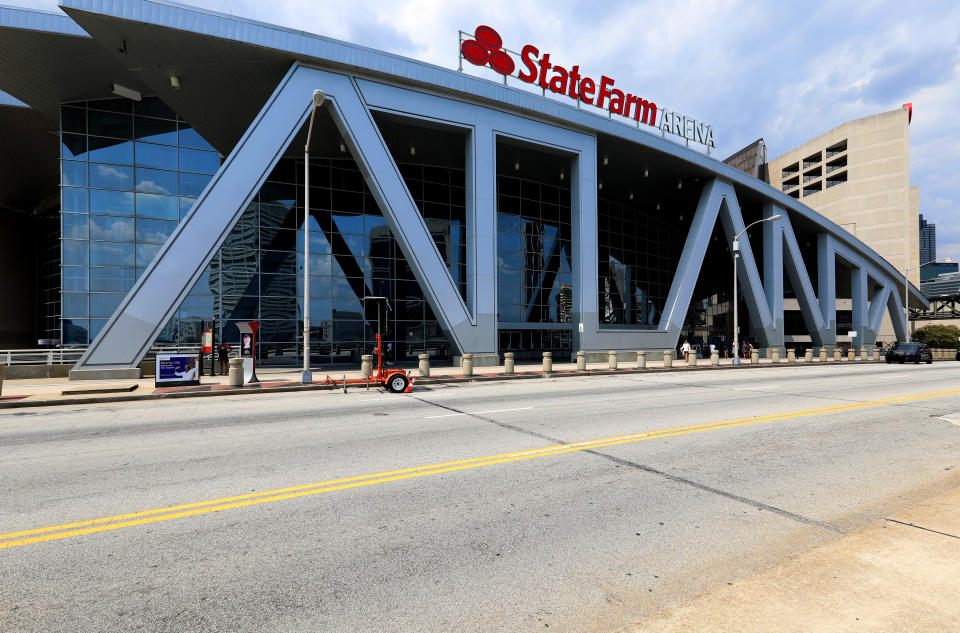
<box><xmin>459</xmin><ymin>25</ymin><xmax>716</xmax><ymax>148</ymax></box>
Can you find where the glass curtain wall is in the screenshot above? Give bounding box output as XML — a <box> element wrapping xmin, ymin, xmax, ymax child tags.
<box><xmin>59</xmin><ymin>97</ymin><xmax>219</xmax><ymax>345</ymax></box>
<box><xmin>496</xmin><ymin>144</ymin><xmax>573</xmax><ymax>359</ymax></box>
<box><xmin>211</xmin><ymin>153</ymin><xmax>456</xmax><ymax>367</ymax></box>
<box><xmin>597</xmin><ymin>197</ymin><xmax>679</xmax><ymax>328</ymax></box>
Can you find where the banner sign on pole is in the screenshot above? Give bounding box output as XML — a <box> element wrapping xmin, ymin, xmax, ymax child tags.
<box><xmin>202</xmin><ymin>329</ymin><xmax>213</xmax><ymax>354</ymax></box>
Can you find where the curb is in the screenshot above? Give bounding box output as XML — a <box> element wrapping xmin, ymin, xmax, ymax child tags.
<box><xmin>0</xmin><ymin>359</ymin><xmax>894</xmax><ymax>410</ymax></box>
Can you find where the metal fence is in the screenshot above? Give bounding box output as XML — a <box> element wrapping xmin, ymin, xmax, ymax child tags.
<box><xmin>0</xmin><ymin>346</ymin><xmax>203</xmax><ymax>366</ymax></box>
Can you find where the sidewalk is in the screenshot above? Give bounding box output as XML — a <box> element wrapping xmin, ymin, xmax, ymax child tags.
<box><xmin>0</xmin><ymin>355</ymin><xmax>884</xmax><ymax>409</ymax></box>
<box><xmin>619</xmin><ymin>482</ymin><xmax>960</xmax><ymax>633</ymax></box>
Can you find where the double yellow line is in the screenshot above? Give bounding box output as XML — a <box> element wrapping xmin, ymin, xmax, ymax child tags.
<box><xmin>3</xmin><ymin>387</ymin><xmax>958</xmax><ymax>551</ymax></box>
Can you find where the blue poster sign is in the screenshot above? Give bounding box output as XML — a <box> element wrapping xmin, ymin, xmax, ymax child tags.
<box><xmin>155</xmin><ymin>354</ymin><xmax>200</xmax><ymax>386</ymax></box>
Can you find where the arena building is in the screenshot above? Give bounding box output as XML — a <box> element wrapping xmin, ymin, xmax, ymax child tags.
<box><xmin>0</xmin><ymin>1</ymin><xmax>925</xmax><ymax>379</ymax></box>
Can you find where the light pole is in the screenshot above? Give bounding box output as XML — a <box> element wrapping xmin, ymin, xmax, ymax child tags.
<box><xmin>732</xmin><ymin>215</ymin><xmax>781</xmax><ymax>363</ymax></box>
<box><xmin>302</xmin><ymin>89</ymin><xmax>326</xmax><ymax>384</ymax></box>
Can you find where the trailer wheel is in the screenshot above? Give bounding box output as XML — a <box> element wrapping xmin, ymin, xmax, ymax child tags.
<box><xmin>386</xmin><ymin>374</ymin><xmax>409</xmax><ymax>393</ymax></box>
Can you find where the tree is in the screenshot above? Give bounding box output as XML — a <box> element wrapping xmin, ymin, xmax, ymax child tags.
<box><xmin>911</xmin><ymin>324</ymin><xmax>960</xmax><ymax>348</ymax></box>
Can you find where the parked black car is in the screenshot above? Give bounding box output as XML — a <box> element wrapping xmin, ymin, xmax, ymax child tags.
<box><xmin>885</xmin><ymin>343</ymin><xmax>933</xmax><ymax>364</ymax></box>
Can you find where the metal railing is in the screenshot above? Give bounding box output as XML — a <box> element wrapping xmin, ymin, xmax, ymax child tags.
<box><xmin>0</xmin><ymin>345</ymin><xmax>203</xmax><ymax>366</ymax></box>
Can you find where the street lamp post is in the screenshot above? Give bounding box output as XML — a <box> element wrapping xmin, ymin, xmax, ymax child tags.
<box><xmin>732</xmin><ymin>215</ymin><xmax>781</xmax><ymax>364</ymax></box>
<box><xmin>302</xmin><ymin>89</ymin><xmax>326</xmax><ymax>384</ymax></box>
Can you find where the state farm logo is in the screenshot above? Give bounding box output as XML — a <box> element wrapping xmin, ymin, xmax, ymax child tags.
<box><xmin>457</xmin><ymin>24</ymin><xmax>717</xmax><ymax>148</ymax></box>
<box><xmin>460</xmin><ymin>25</ymin><xmax>515</xmax><ymax>75</ymax></box>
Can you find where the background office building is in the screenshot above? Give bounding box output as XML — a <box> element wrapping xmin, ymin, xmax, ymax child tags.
<box><xmin>0</xmin><ymin>2</ymin><xmax>924</xmax><ymax>379</ymax></box>
<box><xmin>919</xmin><ymin>214</ymin><xmax>936</xmax><ymax>266</ymax></box>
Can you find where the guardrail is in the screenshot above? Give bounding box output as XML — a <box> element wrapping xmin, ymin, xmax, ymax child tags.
<box><xmin>0</xmin><ymin>346</ymin><xmax>203</xmax><ymax>366</ymax></box>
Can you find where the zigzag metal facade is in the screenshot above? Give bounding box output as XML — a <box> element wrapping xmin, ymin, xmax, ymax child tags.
<box><xmin>0</xmin><ymin>1</ymin><xmax>923</xmax><ymax>378</ymax></box>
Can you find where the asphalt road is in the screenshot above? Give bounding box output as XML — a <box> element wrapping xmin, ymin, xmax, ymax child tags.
<box><xmin>2</xmin><ymin>362</ymin><xmax>960</xmax><ymax>632</ymax></box>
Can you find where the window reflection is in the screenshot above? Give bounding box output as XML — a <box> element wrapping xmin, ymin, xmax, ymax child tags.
<box><xmin>89</xmin><ymin>163</ymin><xmax>133</xmax><ymax>190</ymax></box>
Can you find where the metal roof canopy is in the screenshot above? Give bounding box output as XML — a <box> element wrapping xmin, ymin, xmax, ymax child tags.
<box><xmin>0</xmin><ymin>0</ymin><xmax>927</xmax><ymax>306</ymax></box>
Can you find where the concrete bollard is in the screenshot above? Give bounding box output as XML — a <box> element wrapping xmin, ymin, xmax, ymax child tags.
<box><xmin>576</xmin><ymin>351</ymin><xmax>586</xmax><ymax>372</ymax></box>
<box><xmin>361</xmin><ymin>354</ymin><xmax>373</xmax><ymax>379</ymax></box>
<box><xmin>711</xmin><ymin>350</ymin><xmax>719</xmax><ymax>366</ymax></box>
<box><xmin>637</xmin><ymin>351</ymin><xmax>647</xmax><ymax>369</ymax></box>
<box><xmin>771</xmin><ymin>348</ymin><xmax>780</xmax><ymax>363</ymax></box>
<box><xmin>0</xmin><ymin>363</ymin><xmax>4</xmax><ymax>397</ymax></box>
<box><xmin>663</xmin><ymin>350</ymin><xmax>673</xmax><ymax>368</ymax></box>
<box><xmin>687</xmin><ymin>349</ymin><xmax>697</xmax><ymax>367</ymax></box>
<box><xmin>504</xmin><ymin>352</ymin><xmax>515</xmax><ymax>374</ymax></box>
<box><xmin>787</xmin><ymin>349</ymin><xmax>796</xmax><ymax>363</ymax></box>
<box><xmin>418</xmin><ymin>353</ymin><xmax>430</xmax><ymax>378</ymax></box>
<box><xmin>228</xmin><ymin>357</ymin><xmax>243</xmax><ymax>387</ymax></box>
<box><xmin>858</xmin><ymin>347</ymin><xmax>867</xmax><ymax>361</ymax></box>
<box><xmin>542</xmin><ymin>351</ymin><xmax>553</xmax><ymax>373</ymax></box>
<box><xmin>819</xmin><ymin>348</ymin><xmax>827</xmax><ymax>363</ymax></box>
<box><xmin>608</xmin><ymin>350</ymin><xmax>618</xmax><ymax>370</ymax></box>
<box><xmin>848</xmin><ymin>349</ymin><xmax>855</xmax><ymax>362</ymax></box>
<box><xmin>751</xmin><ymin>350</ymin><xmax>760</xmax><ymax>365</ymax></box>
<box><xmin>805</xmin><ymin>349</ymin><xmax>813</xmax><ymax>363</ymax></box>
<box><xmin>462</xmin><ymin>353</ymin><xmax>474</xmax><ymax>377</ymax></box>
<box><xmin>873</xmin><ymin>348</ymin><xmax>880</xmax><ymax>361</ymax></box>
<box><xmin>834</xmin><ymin>348</ymin><xmax>842</xmax><ymax>362</ymax></box>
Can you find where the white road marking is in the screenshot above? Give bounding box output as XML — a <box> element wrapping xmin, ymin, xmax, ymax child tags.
<box><xmin>937</xmin><ymin>413</ymin><xmax>960</xmax><ymax>426</ymax></box>
<box><xmin>424</xmin><ymin>407</ymin><xmax>533</xmax><ymax>419</ymax></box>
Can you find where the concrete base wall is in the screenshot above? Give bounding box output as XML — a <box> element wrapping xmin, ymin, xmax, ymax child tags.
<box><xmin>69</xmin><ymin>367</ymin><xmax>142</xmax><ymax>381</ymax></box>
<box><xmin>3</xmin><ymin>364</ymin><xmax>73</xmax><ymax>379</ymax></box>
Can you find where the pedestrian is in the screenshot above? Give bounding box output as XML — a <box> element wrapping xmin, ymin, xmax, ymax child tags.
<box><xmin>709</xmin><ymin>342</ymin><xmax>716</xmax><ymax>356</ymax></box>
<box><xmin>217</xmin><ymin>340</ymin><xmax>232</xmax><ymax>375</ymax></box>
<box><xmin>681</xmin><ymin>338</ymin><xmax>691</xmax><ymax>360</ymax></box>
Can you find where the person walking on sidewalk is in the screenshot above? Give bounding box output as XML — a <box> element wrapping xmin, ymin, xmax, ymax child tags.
<box><xmin>217</xmin><ymin>340</ymin><xmax>232</xmax><ymax>376</ymax></box>
<box><xmin>681</xmin><ymin>339</ymin><xmax>691</xmax><ymax>360</ymax></box>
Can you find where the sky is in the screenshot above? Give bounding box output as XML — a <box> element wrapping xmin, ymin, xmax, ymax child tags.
<box><xmin>9</xmin><ymin>0</ymin><xmax>960</xmax><ymax>260</ymax></box>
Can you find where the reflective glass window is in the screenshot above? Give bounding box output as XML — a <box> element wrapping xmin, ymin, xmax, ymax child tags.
<box><xmin>136</xmin><ymin>218</ymin><xmax>176</xmax><ymax>244</ymax></box>
<box><xmin>61</xmin><ymin>187</ymin><xmax>88</xmax><ymax>213</ymax></box>
<box><xmin>90</xmin><ymin>267</ymin><xmax>135</xmax><ymax>292</ymax></box>
<box><xmin>90</xmin><ymin>215</ymin><xmax>134</xmax><ymax>241</ymax></box>
<box><xmin>62</xmin><ymin>240</ymin><xmax>89</xmax><ymax>265</ymax></box>
<box><xmin>61</xmin><ymin>161</ymin><xmax>87</xmax><ymax>187</ymax></box>
<box><xmin>62</xmin><ymin>292</ymin><xmax>89</xmax><ymax>317</ymax></box>
<box><xmin>88</xmin><ymin>110</ymin><xmax>132</xmax><ymax>138</ymax></box>
<box><xmin>61</xmin><ymin>106</ymin><xmax>86</xmax><ymax>134</ymax></box>
<box><xmin>62</xmin><ymin>213</ymin><xmax>89</xmax><ymax>239</ymax></box>
<box><xmin>136</xmin><ymin>243</ymin><xmax>161</xmax><ymax>268</ymax></box>
<box><xmin>61</xmin><ymin>134</ymin><xmax>87</xmax><ymax>160</ymax></box>
<box><xmin>180</xmin><ymin>197</ymin><xmax>197</xmax><ymax>218</ymax></box>
<box><xmin>89</xmin><ymin>163</ymin><xmax>133</xmax><ymax>190</ymax></box>
<box><xmin>88</xmin><ymin>137</ymin><xmax>133</xmax><ymax>164</ymax></box>
<box><xmin>134</xmin><ymin>116</ymin><xmax>177</xmax><ymax>145</ymax></box>
<box><xmin>178</xmin><ymin>126</ymin><xmax>214</xmax><ymax>150</ymax></box>
<box><xmin>135</xmin><ymin>142</ymin><xmax>178</xmax><ymax>170</ymax></box>
<box><xmin>135</xmin><ymin>168</ymin><xmax>178</xmax><ymax>195</ymax></box>
<box><xmin>179</xmin><ymin>172</ymin><xmax>211</xmax><ymax>197</ymax></box>
<box><xmin>90</xmin><ymin>293</ymin><xmax>124</xmax><ymax>318</ymax></box>
<box><xmin>179</xmin><ymin>295</ymin><xmax>215</xmax><ymax>319</ymax></box>
<box><xmin>179</xmin><ymin>148</ymin><xmax>218</xmax><ymax>175</ymax></box>
<box><xmin>91</xmin><ymin>241</ymin><xmax>135</xmax><ymax>267</ymax></box>
<box><xmin>62</xmin><ymin>266</ymin><xmax>88</xmax><ymax>292</ymax></box>
<box><xmin>63</xmin><ymin>319</ymin><xmax>89</xmax><ymax>345</ymax></box>
<box><xmin>135</xmin><ymin>98</ymin><xmax>175</xmax><ymax>119</ymax></box>
<box><xmin>89</xmin><ymin>319</ymin><xmax>107</xmax><ymax>342</ymax></box>
<box><xmin>91</xmin><ymin>189</ymin><xmax>134</xmax><ymax>216</ymax></box>
<box><xmin>135</xmin><ymin>193</ymin><xmax>178</xmax><ymax>220</ymax></box>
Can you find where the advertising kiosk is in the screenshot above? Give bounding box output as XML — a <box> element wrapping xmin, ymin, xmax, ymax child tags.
<box><xmin>236</xmin><ymin>321</ymin><xmax>260</xmax><ymax>384</ymax></box>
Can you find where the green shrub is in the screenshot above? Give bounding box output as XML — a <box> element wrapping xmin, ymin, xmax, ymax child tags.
<box><xmin>911</xmin><ymin>324</ymin><xmax>960</xmax><ymax>348</ymax></box>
